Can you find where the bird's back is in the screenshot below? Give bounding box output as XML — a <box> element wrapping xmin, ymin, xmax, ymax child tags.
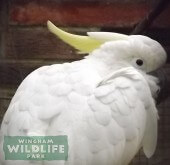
<box><xmin>0</xmin><ymin>60</ymin><xmax>157</xmax><ymax>165</ymax></box>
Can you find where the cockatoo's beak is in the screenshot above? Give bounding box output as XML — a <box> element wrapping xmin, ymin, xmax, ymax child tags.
<box><xmin>149</xmin><ymin>69</ymin><xmax>168</xmax><ymax>104</ymax></box>
<box><xmin>47</xmin><ymin>21</ymin><xmax>128</xmax><ymax>54</ymax></box>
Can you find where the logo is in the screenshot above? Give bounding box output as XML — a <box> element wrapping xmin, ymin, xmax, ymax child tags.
<box><xmin>3</xmin><ymin>136</ymin><xmax>68</xmax><ymax>160</ymax></box>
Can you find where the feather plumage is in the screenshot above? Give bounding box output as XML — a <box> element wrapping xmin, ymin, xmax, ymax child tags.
<box><xmin>0</xmin><ymin>63</ymin><xmax>158</xmax><ymax>165</ymax></box>
<box><xmin>0</xmin><ymin>23</ymin><xmax>166</xmax><ymax>165</ymax></box>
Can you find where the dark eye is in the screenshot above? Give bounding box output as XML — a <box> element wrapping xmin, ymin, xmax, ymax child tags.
<box><xmin>136</xmin><ymin>59</ymin><xmax>143</xmax><ymax>66</ymax></box>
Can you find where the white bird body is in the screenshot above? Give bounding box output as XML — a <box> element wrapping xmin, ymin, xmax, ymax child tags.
<box><xmin>0</xmin><ymin>22</ymin><xmax>167</xmax><ymax>165</ymax></box>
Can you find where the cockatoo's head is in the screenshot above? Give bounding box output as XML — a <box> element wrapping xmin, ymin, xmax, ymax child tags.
<box><xmin>47</xmin><ymin>21</ymin><xmax>167</xmax><ymax>73</ymax></box>
<box><xmin>93</xmin><ymin>35</ymin><xmax>167</xmax><ymax>73</ymax></box>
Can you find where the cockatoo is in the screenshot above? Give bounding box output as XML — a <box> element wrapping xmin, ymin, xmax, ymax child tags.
<box><xmin>0</xmin><ymin>21</ymin><xmax>167</xmax><ymax>165</ymax></box>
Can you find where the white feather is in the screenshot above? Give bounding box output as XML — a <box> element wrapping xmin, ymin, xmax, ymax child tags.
<box><xmin>0</xmin><ymin>33</ymin><xmax>166</xmax><ymax>165</ymax></box>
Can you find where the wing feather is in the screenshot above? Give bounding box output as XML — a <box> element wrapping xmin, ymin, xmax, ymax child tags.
<box><xmin>87</xmin><ymin>68</ymin><xmax>158</xmax><ymax>164</ymax></box>
<box><xmin>0</xmin><ymin>63</ymin><xmax>158</xmax><ymax>165</ymax></box>
<box><xmin>142</xmin><ymin>101</ymin><xmax>158</xmax><ymax>158</ymax></box>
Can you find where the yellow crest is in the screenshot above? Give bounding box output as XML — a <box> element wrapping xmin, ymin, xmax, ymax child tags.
<box><xmin>47</xmin><ymin>21</ymin><xmax>128</xmax><ymax>54</ymax></box>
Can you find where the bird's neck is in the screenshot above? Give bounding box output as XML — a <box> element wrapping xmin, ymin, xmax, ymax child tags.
<box><xmin>85</xmin><ymin>53</ymin><xmax>130</xmax><ymax>77</ymax></box>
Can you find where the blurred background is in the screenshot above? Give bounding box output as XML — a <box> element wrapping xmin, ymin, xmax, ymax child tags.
<box><xmin>0</xmin><ymin>0</ymin><xmax>170</xmax><ymax>164</ymax></box>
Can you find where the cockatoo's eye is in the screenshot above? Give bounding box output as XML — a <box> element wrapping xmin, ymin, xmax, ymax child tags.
<box><xmin>136</xmin><ymin>59</ymin><xmax>143</xmax><ymax>66</ymax></box>
<box><xmin>131</xmin><ymin>58</ymin><xmax>146</xmax><ymax>70</ymax></box>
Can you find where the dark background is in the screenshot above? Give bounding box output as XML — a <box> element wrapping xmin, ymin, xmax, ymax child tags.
<box><xmin>0</xmin><ymin>0</ymin><xmax>170</xmax><ymax>164</ymax></box>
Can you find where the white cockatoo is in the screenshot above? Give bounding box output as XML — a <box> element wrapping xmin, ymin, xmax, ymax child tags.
<box><xmin>0</xmin><ymin>21</ymin><xmax>167</xmax><ymax>165</ymax></box>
